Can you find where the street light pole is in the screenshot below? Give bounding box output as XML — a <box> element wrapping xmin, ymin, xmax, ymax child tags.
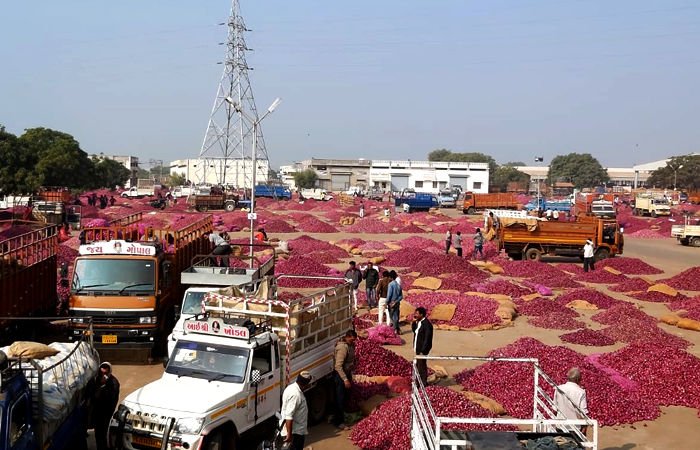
<box><xmin>225</xmin><ymin>96</ymin><xmax>281</xmax><ymax>267</ymax></box>
<box><xmin>534</xmin><ymin>156</ymin><xmax>544</xmax><ymax>209</ymax></box>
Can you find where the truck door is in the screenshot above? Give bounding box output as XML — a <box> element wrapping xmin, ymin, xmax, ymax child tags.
<box><xmin>247</xmin><ymin>343</ymin><xmax>281</xmax><ymax>423</ymax></box>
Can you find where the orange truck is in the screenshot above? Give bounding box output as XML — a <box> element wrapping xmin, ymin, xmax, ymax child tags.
<box><xmin>462</xmin><ymin>192</ymin><xmax>520</xmax><ymax>214</ymax></box>
<box><xmin>67</xmin><ymin>215</ymin><xmax>212</xmax><ymax>358</ymax></box>
<box><xmin>574</xmin><ymin>192</ymin><xmax>616</xmax><ymax>219</ymax></box>
<box><xmin>498</xmin><ymin>216</ymin><xmax>623</xmax><ymax>261</ymax></box>
<box><xmin>0</xmin><ymin>221</ymin><xmax>58</xmax><ymax>340</ymax></box>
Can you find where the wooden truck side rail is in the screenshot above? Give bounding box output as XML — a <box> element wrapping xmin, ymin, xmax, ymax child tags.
<box><xmin>463</xmin><ymin>192</ymin><xmax>520</xmax><ymax>214</ymax></box>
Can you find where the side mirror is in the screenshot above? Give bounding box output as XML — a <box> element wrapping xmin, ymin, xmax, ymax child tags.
<box><xmin>251</xmin><ymin>369</ymin><xmax>262</xmax><ymax>386</ymax></box>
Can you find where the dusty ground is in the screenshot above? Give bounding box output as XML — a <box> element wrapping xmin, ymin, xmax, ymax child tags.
<box><xmin>105</xmin><ymin>207</ymin><xmax>700</xmax><ymax>450</ymax></box>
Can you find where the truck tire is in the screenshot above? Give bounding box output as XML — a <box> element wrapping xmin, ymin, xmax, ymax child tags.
<box><xmin>197</xmin><ymin>205</ymin><xmax>209</xmax><ymax>212</ymax></box>
<box><xmin>507</xmin><ymin>252</ymin><xmax>521</xmax><ymax>261</ymax></box>
<box><xmin>651</xmin><ymin>210</ymin><xmax>657</xmax><ymax>218</ymax></box>
<box><xmin>594</xmin><ymin>248</ymin><xmax>610</xmax><ymax>261</ymax></box>
<box><xmin>224</xmin><ymin>201</ymin><xmax>236</xmax><ymax>212</ymax></box>
<box><xmin>524</xmin><ymin>248</ymin><xmax>542</xmax><ymax>261</ymax></box>
<box><xmin>306</xmin><ymin>381</ymin><xmax>329</xmax><ymax>424</ymax></box>
<box><xmin>467</xmin><ymin>207</ymin><xmax>475</xmax><ymax>215</ymax></box>
<box><xmin>203</xmin><ymin>426</ymin><xmax>236</xmax><ymax>450</ymax></box>
<box><xmin>680</xmin><ymin>238</ymin><xmax>689</xmax><ymax>246</ymax></box>
<box><xmin>691</xmin><ymin>237</ymin><xmax>700</xmax><ymax>247</ymax></box>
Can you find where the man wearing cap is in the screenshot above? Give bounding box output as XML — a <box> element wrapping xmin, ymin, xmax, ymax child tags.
<box><xmin>90</xmin><ymin>362</ymin><xmax>120</xmax><ymax>450</ymax></box>
<box><xmin>583</xmin><ymin>239</ymin><xmax>596</xmax><ymax>272</ymax></box>
<box><xmin>332</xmin><ymin>330</ymin><xmax>357</xmax><ymax>430</ymax></box>
<box><xmin>280</xmin><ymin>371</ymin><xmax>311</xmax><ymax>450</ymax></box>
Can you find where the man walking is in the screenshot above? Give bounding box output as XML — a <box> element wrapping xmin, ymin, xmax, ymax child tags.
<box><xmin>583</xmin><ymin>239</ymin><xmax>595</xmax><ymax>272</ymax></box>
<box><xmin>280</xmin><ymin>371</ymin><xmax>312</xmax><ymax>450</ymax></box>
<box><xmin>362</xmin><ymin>261</ymin><xmax>379</xmax><ymax>308</ymax></box>
<box><xmin>554</xmin><ymin>367</ymin><xmax>589</xmax><ymax>434</ymax></box>
<box><xmin>472</xmin><ymin>228</ymin><xmax>484</xmax><ymax>260</ymax></box>
<box><xmin>344</xmin><ymin>261</ymin><xmax>362</xmax><ymax>309</ymax></box>
<box><xmin>387</xmin><ymin>271</ymin><xmax>403</xmax><ymax>334</ymax></box>
<box><xmin>376</xmin><ymin>270</ymin><xmax>392</xmax><ymax>325</ymax></box>
<box><xmin>332</xmin><ymin>330</ymin><xmax>357</xmax><ymax>430</ymax></box>
<box><xmin>90</xmin><ymin>362</ymin><xmax>120</xmax><ymax>450</ymax></box>
<box><xmin>411</xmin><ymin>307</ymin><xmax>434</xmax><ymax>387</ymax></box>
<box><xmin>453</xmin><ymin>231</ymin><xmax>463</xmax><ymax>257</ymax></box>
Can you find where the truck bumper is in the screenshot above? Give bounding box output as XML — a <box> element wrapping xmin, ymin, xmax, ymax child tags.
<box><xmin>68</xmin><ymin>326</ymin><xmax>157</xmax><ymax>349</ymax></box>
<box><xmin>109</xmin><ymin>425</ymin><xmax>199</xmax><ymax>450</ymax></box>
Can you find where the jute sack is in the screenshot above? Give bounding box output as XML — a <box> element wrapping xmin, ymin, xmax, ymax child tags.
<box><xmin>360</xmin><ymin>395</ymin><xmax>388</xmax><ymax>416</ymax></box>
<box><xmin>435</xmin><ymin>324</ymin><xmax>460</xmax><ymax>331</ymax></box>
<box><xmin>660</xmin><ymin>314</ymin><xmax>681</xmax><ymax>326</ymax></box>
<box><xmin>8</xmin><ymin>342</ymin><xmax>59</xmax><ymax>359</ymax></box>
<box><xmin>648</xmin><ymin>283</ymin><xmax>678</xmax><ymax>297</ymax></box>
<box><xmin>483</xmin><ymin>262</ymin><xmax>504</xmax><ymax>274</ymax></box>
<box><xmin>413</xmin><ymin>277</ymin><xmax>442</xmax><ymax>290</ymax></box>
<box><xmin>495</xmin><ymin>305</ymin><xmax>516</xmax><ymax>321</ymax></box>
<box><xmin>406</xmin><ymin>271</ymin><xmax>422</xmax><ymax>278</ymax></box>
<box><xmin>566</xmin><ymin>300</ymin><xmax>599</xmax><ymax>310</ymax></box>
<box><xmin>370</xmin><ymin>256</ymin><xmax>386</xmax><ymax>265</ymax></box>
<box><xmin>429</xmin><ymin>304</ymin><xmax>456</xmax><ymax>321</ymax></box>
<box><xmin>676</xmin><ymin>318</ymin><xmax>700</xmax><ymax>332</ymax></box>
<box><xmin>521</xmin><ymin>293</ymin><xmax>541</xmax><ymax>302</ymax></box>
<box><xmin>603</xmin><ymin>266</ymin><xmax>622</xmax><ymax>275</ymax></box>
<box><xmin>399</xmin><ymin>301</ymin><xmax>416</xmax><ymax>322</ymax></box>
<box><xmin>461</xmin><ymin>391</ymin><xmax>507</xmax><ymax>415</ymax></box>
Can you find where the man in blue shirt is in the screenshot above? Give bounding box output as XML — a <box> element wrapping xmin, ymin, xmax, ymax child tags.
<box><xmin>386</xmin><ymin>270</ymin><xmax>403</xmax><ymax>334</ymax></box>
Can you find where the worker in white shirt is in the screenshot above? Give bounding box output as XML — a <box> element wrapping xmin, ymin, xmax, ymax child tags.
<box><xmin>582</xmin><ymin>239</ymin><xmax>595</xmax><ymax>272</ymax></box>
<box><xmin>553</xmin><ymin>209</ymin><xmax>560</xmax><ymax>221</ymax></box>
<box><xmin>554</xmin><ymin>367</ymin><xmax>589</xmax><ymax>434</ymax></box>
<box><xmin>280</xmin><ymin>370</ymin><xmax>312</xmax><ymax>450</ymax></box>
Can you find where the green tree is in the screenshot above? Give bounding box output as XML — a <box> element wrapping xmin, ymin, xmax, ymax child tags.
<box><xmin>0</xmin><ymin>126</ymin><xmax>39</xmax><ymax>193</ymax></box>
<box><xmin>647</xmin><ymin>154</ymin><xmax>700</xmax><ymax>190</ymax></box>
<box><xmin>19</xmin><ymin>128</ymin><xmax>93</xmax><ymax>189</ymax></box>
<box><xmin>502</xmin><ymin>161</ymin><xmax>526</xmax><ymax>167</ymax></box>
<box><xmin>170</xmin><ymin>173</ymin><xmax>187</xmax><ymax>186</ymax></box>
<box><xmin>548</xmin><ymin>153</ymin><xmax>609</xmax><ymax>189</ymax></box>
<box><xmin>293</xmin><ymin>169</ymin><xmax>318</xmax><ymax>189</ymax></box>
<box><xmin>491</xmin><ymin>165</ymin><xmax>531</xmax><ymax>193</ymax></box>
<box><xmin>92</xmin><ymin>158</ymin><xmax>131</xmax><ymax>189</ymax></box>
<box><xmin>427</xmin><ymin>149</ymin><xmax>497</xmax><ymax>173</ymax></box>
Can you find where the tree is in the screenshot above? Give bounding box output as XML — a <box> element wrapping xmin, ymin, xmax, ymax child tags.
<box><xmin>502</xmin><ymin>161</ymin><xmax>526</xmax><ymax>167</ymax></box>
<box><xmin>19</xmin><ymin>128</ymin><xmax>93</xmax><ymax>189</ymax></box>
<box><xmin>491</xmin><ymin>165</ymin><xmax>531</xmax><ymax>193</ymax></box>
<box><xmin>293</xmin><ymin>169</ymin><xmax>318</xmax><ymax>189</ymax></box>
<box><xmin>92</xmin><ymin>158</ymin><xmax>131</xmax><ymax>189</ymax></box>
<box><xmin>647</xmin><ymin>154</ymin><xmax>700</xmax><ymax>190</ymax></box>
<box><xmin>170</xmin><ymin>173</ymin><xmax>187</xmax><ymax>187</ymax></box>
<box><xmin>0</xmin><ymin>126</ymin><xmax>39</xmax><ymax>193</ymax></box>
<box><xmin>548</xmin><ymin>153</ymin><xmax>609</xmax><ymax>189</ymax></box>
<box><xmin>427</xmin><ymin>149</ymin><xmax>497</xmax><ymax>173</ymax></box>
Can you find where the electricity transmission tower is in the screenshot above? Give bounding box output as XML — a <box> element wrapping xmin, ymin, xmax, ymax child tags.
<box><xmin>198</xmin><ymin>0</ymin><xmax>268</xmax><ymax>187</ymax></box>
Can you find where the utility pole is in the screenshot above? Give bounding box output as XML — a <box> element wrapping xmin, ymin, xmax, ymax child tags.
<box><xmin>198</xmin><ymin>0</ymin><xmax>269</xmax><ymax>188</ymax></box>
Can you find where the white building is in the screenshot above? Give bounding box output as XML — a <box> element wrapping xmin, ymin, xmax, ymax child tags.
<box><xmin>169</xmin><ymin>158</ymin><xmax>270</xmax><ymax>187</ymax></box>
<box><xmin>279</xmin><ymin>163</ymin><xmax>302</xmax><ymax>190</ymax></box>
<box><xmin>370</xmin><ymin>160</ymin><xmax>489</xmax><ymax>194</ymax></box>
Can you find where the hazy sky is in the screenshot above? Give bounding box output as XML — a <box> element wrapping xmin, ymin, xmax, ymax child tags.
<box><xmin>1</xmin><ymin>1</ymin><xmax>699</xmax><ymax>169</ymax></box>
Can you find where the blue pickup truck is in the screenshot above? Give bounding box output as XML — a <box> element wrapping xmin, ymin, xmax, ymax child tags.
<box><xmin>254</xmin><ymin>185</ymin><xmax>292</xmax><ymax>200</ymax></box>
<box><xmin>525</xmin><ymin>197</ymin><xmax>572</xmax><ymax>213</ymax></box>
<box><xmin>395</xmin><ymin>193</ymin><xmax>439</xmax><ymax>212</ymax></box>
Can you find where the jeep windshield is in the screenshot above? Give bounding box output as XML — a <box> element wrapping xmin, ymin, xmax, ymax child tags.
<box><xmin>167</xmin><ymin>341</ymin><xmax>249</xmax><ymax>382</ymax></box>
<box><xmin>72</xmin><ymin>259</ymin><xmax>155</xmax><ymax>294</ymax></box>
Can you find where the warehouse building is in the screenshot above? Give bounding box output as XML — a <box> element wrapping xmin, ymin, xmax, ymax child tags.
<box><xmin>370</xmin><ymin>160</ymin><xmax>489</xmax><ymax>194</ymax></box>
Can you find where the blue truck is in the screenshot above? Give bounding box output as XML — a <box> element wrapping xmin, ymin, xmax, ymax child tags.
<box><xmin>395</xmin><ymin>192</ymin><xmax>439</xmax><ymax>212</ymax></box>
<box><xmin>0</xmin><ymin>332</ymin><xmax>99</xmax><ymax>450</ymax></box>
<box><xmin>525</xmin><ymin>197</ymin><xmax>572</xmax><ymax>213</ymax></box>
<box><xmin>253</xmin><ymin>185</ymin><xmax>292</xmax><ymax>200</ymax></box>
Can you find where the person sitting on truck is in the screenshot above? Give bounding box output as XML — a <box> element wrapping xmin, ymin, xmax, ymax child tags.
<box><xmin>206</xmin><ymin>231</ymin><xmax>232</xmax><ymax>267</ymax></box>
<box><xmin>89</xmin><ymin>362</ymin><xmax>120</xmax><ymax>450</ymax></box>
<box><xmin>280</xmin><ymin>370</ymin><xmax>312</xmax><ymax>450</ymax></box>
<box><xmin>583</xmin><ymin>239</ymin><xmax>596</xmax><ymax>273</ymax></box>
<box><xmin>554</xmin><ymin>367</ymin><xmax>589</xmax><ymax>434</ymax></box>
<box><xmin>332</xmin><ymin>330</ymin><xmax>357</xmax><ymax>431</ymax></box>
<box><xmin>344</xmin><ymin>261</ymin><xmax>362</xmax><ymax>309</ymax></box>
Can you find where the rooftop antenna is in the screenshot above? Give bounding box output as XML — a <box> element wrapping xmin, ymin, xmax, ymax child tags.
<box><xmin>198</xmin><ymin>0</ymin><xmax>269</xmax><ymax>187</ymax></box>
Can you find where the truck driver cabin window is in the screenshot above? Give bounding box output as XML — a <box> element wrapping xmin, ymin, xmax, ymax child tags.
<box><xmin>252</xmin><ymin>344</ymin><xmax>272</xmax><ymax>374</ymax></box>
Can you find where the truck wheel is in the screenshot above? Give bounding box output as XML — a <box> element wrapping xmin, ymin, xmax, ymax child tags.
<box><xmin>594</xmin><ymin>248</ymin><xmax>610</xmax><ymax>261</ymax></box>
<box><xmin>306</xmin><ymin>382</ymin><xmax>329</xmax><ymax>424</ymax></box>
<box><xmin>507</xmin><ymin>253</ymin><xmax>521</xmax><ymax>260</ymax></box>
<box><xmin>651</xmin><ymin>210</ymin><xmax>657</xmax><ymax>218</ymax></box>
<box><xmin>524</xmin><ymin>248</ymin><xmax>541</xmax><ymax>261</ymax></box>
<box><xmin>691</xmin><ymin>237</ymin><xmax>700</xmax><ymax>247</ymax></box>
<box><xmin>224</xmin><ymin>202</ymin><xmax>235</xmax><ymax>212</ymax></box>
<box><xmin>198</xmin><ymin>205</ymin><xmax>209</xmax><ymax>212</ymax></box>
<box><xmin>467</xmin><ymin>207</ymin><xmax>475</xmax><ymax>215</ymax></box>
<box><xmin>203</xmin><ymin>427</ymin><xmax>236</xmax><ymax>450</ymax></box>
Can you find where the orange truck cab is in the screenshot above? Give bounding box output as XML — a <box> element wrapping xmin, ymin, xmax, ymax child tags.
<box><xmin>67</xmin><ymin>217</ymin><xmax>212</xmax><ymax>358</ymax></box>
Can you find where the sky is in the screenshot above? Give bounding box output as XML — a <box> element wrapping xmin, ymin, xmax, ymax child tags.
<box><xmin>1</xmin><ymin>1</ymin><xmax>699</xmax><ymax>170</ymax></box>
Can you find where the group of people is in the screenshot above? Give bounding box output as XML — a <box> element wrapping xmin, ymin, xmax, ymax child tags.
<box><xmin>344</xmin><ymin>261</ymin><xmax>404</xmax><ymax>334</ymax></box>
<box><xmin>86</xmin><ymin>193</ymin><xmax>115</xmax><ymax>209</ymax></box>
<box><xmin>444</xmin><ymin>228</ymin><xmax>486</xmax><ymax>260</ymax></box>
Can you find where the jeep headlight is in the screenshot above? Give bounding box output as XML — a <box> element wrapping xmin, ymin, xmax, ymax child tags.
<box><xmin>72</xmin><ymin>317</ymin><xmax>84</xmax><ymax>324</ymax></box>
<box><xmin>139</xmin><ymin>316</ymin><xmax>157</xmax><ymax>324</ymax></box>
<box><xmin>174</xmin><ymin>417</ymin><xmax>205</xmax><ymax>435</ymax></box>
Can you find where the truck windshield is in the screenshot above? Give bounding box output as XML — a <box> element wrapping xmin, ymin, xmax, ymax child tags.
<box><xmin>652</xmin><ymin>199</ymin><xmax>669</xmax><ymax>205</ymax></box>
<box><xmin>182</xmin><ymin>291</ymin><xmax>209</xmax><ymax>315</ymax></box>
<box><xmin>72</xmin><ymin>259</ymin><xmax>155</xmax><ymax>293</ymax></box>
<box><xmin>167</xmin><ymin>341</ymin><xmax>249</xmax><ymax>382</ymax></box>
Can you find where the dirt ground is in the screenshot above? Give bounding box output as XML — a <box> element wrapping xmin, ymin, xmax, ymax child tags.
<box><xmin>105</xmin><ymin>208</ymin><xmax>700</xmax><ymax>450</ymax></box>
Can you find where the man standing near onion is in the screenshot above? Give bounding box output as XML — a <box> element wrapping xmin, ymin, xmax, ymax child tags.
<box><xmin>332</xmin><ymin>330</ymin><xmax>357</xmax><ymax>431</ymax></box>
<box><xmin>412</xmin><ymin>307</ymin><xmax>434</xmax><ymax>387</ymax></box>
<box><xmin>344</xmin><ymin>261</ymin><xmax>363</xmax><ymax>309</ymax></box>
<box><xmin>554</xmin><ymin>367</ymin><xmax>589</xmax><ymax>435</ymax></box>
<box><xmin>387</xmin><ymin>270</ymin><xmax>403</xmax><ymax>335</ymax></box>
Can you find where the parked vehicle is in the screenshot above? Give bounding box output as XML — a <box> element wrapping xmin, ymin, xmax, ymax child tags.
<box><xmin>498</xmin><ymin>216</ymin><xmax>623</xmax><ymax>261</ymax></box>
<box><xmin>634</xmin><ymin>194</ymin><xmax>671</xmax><ymax>217</ymax></box>
<box><xmin>346</xmin><ymin>186</ymin><xmax>365</xmax><ymax>197</ymax></box>
<box><xmin>0</xmin><ymin>327</ymin><xmax>99</xmax><ymax>450</ymax></box>
<box><xmin>110</xmin><ymin>277</ymin><xmax>352</xmax><ymax>450</ymax></box>
<box><xmin>395</xmin><ymin>192</ymin><xmax>439</xmax><ymax>212</ymax></box>
<box><xmin>190</xmin><ymin>193</ymin><xmax>240</xmax><ymax>212</ymax></box>
<box><xmin>168</xmin><ymin>248</ymin><xmax>277</xmax><ymax>355</ymax></box>
<box><xmin>574</xmin><ymin>193</ymin><xmax>616</xmax><ymax>219</ymax></box>
<box><xmin>367</xmin><ymin>188</ymin><xmax>384</xmax><ymax>201</ymax></box>
<box><xmin>462</xmin><ymin>192</ymin><xmax>520</xmax><ymax>214</ymax></box>
<box><xmin>171</xmin><ymin>186</ymin><xmax>196</xmax><ymax>198</ymax></box>
<box><xmin>121</xmin><ymin>179</ymin><xmax>156</xmax><ymax>198</ymax></box>
<box><xmin>300</xmin><ymin>188</ymin><xmax>333</xmax><ymax>201</ymax></box>
<box><xmin>438</xmin><ymin>190</ymin><xmax>456</xmax><ymax>208</ymax></box>
<box><xmin>254</xmin><ymin>185</ymin><xmax>292</xmax><ymax>200</ymax></box>
<box><xmin>411</xmin><ymin>355</ymin><xmax>599</xmax><ymax>450</ymax></box>
<box><xmin>525</xmin><ymin>197</ymin><xmax>572</xmax><ymax>213</ymax></box>
<box><xmin>0</xmin><ymin>222</ymin><xmax>58</xmax><ymax>338</ymax></box>
<box><xmin>671</xmin><ymin>216</ymin><xmax>700</xmax><ymax>247</ymax></box>
<box><xmin>67</xmin><ymin>215</ymin><xmax>212</xmax><ymax>359</ymax></box>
